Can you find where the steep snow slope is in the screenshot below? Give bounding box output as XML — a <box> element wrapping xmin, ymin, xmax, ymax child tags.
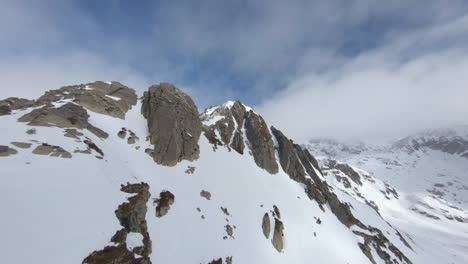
<box><xmin>305</xmin><ymin>130</ymin><xmax>468</xmax><ymax>264</ymax></box>
<box><xmin>1</xmin><ymin>82</ymin><xmax>415</xmax><ymax>264</ymax></box>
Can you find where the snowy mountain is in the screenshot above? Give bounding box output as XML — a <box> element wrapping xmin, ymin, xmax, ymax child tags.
<box><xmin>305</xmin><ymin>129</ymin><xmax>468</xmax><ymax>264</ymax></box>
<box><xmin>0</xmin><ymin>81</ymin><xmax>457</xmax><ymax>264</ymax></box>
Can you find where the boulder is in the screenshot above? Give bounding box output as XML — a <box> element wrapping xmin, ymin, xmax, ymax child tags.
<box><xmin>141</xmin><ymin>83</ymin><xmax>202</xmax><ymax>166</ymax></box>
<box><xmin>154</xmin><ymin>191</ymin><xmax>175</xmax><ymax>217</ymax></box>
<box><xmin>262</xmin><ymin>213</ymin><xmax>271</xmax><ymax>239</ymax></box>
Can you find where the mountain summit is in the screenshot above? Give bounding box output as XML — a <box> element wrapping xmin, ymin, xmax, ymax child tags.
<box><xmin>0</xmin><ymin>81</ymin><xmax>447</xmax><ymax>264</ymax></box>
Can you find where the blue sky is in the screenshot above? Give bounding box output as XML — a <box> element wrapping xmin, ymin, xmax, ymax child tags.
<box><xmin>1</xmin><ymin>0</ymin><xmax>468</xmax><ymax>140</ymax></box>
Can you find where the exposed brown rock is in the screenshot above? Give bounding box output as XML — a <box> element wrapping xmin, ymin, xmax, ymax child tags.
<box><xmin>0</xmin><ymin>145</ymin><xmax>18</xmax><ymax>157</ymax></box>
<box><xmin>244</xmin><ymin>111</ymin><xmax>278</xmax><ymax>174</ymax></box>
<box><xmin>154</xmin><ymin>191</ymin><xmax>175</xmax><ymax>217</ymax></box>
<box><xmin>18</xmin><ymin>103</ymin><xmax>108</xmax><ymax>139</ymax></box>
<box><xmin>35</xmin><ymin>81</ymin><xmax>137</xmax><ymax>119</ymax></box>
<box><xmin>200</xmin><ymin>190</ymin><xmax>212</xmax><ymax>200</ymax></box>
<box><xmin>84</xmin><ymin>182</ymin><xmax>152</xmax><ymax>264</ymax></box>
<box><xmin>64</xmin><ymin>129</ymin><xmax>84</xmax><ymax>140</ymax></box>
<box><xmin>328</xmin><ymin>160</ymin><xmax>362</xmax><ymax>185</ymax></box>
<box><xmin>32</xmin><ymin>143</ymin><xmax>72</xmax><ymax>158</ymax></box>
<box><xmin>141</xmin><ymin>83</ymin><xmax>202</xmax><ymax>166</ymax></box>
<box><xmin>0</xmin><ymin>97</ymin><xmax>35</xmax><ymax>115</ymax></box>
<box><xmin>272</xmin><ymin>218</ymin><xmax>284</xmax><ymax>253</ymax></box>
<box><xmin>10</xmin><ymin>142</ymin><xmax>32</xmax><ymax>149</ymax></box>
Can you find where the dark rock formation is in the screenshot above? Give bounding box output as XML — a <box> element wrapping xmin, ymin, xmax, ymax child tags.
<box><xmin>185</xmin><ymin>166</ymin><xmax>196</xmax><ymax>174</ymax></box>
<box><xmin>18</xmin><ymin>103</ymin><xmax>108</xmax><ymax>139</ymax></box>
<box><xmin>244</xmin><ymin>111</ymin><xmax>278</xmax><ymax>174</ymax></box>
<box><xmin>262</xmin><ymin>213</ymin><xmax>271</xmax><ymax>239</ymax></box>
<box><xmin>142</xmin><ymin>83</ymin><xmax>202</xmax><ymax>166</ymax></box>
<box><xmin>0</xmin><ymin>145</ymin><xmax>18</xmax><ymax>157</ymax></box>
<box><xmin>154</xmin><ymin>191</ymin><xmax>175</xmax><ymax>217</ymax></box>
<box><xmin>83</xmin><ymin>182</ymin><xmax>152</xmax><ymax>264</ymax></box>
<box><xmin>271</xmin><ymin>127</ymin><xmax>307</xmax><ymax>182</ymax></box>
<box><xmin>32</xmin><ymin>143</ymin><xmax>72</xmax><ymax>158</ymax></box>
<box><xmin>0</xmin><ymin>97</ymin><xmax>35</xmax><ymax>115</ymax></box>
<box><xmin>200</xmin><ymin>190</ymin><xmax>212</xmax><ymax>200</ymax></box>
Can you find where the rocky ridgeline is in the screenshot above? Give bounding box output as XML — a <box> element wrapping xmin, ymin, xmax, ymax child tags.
<box><xmin>0</xmin><ymin>81</ymin><xmax>413</xmax><ymax>264</ymax></box>
<box><xmin>200</xmin><ymin>101</ymin><xmax>278</xmax><ymax>174</ymax></box>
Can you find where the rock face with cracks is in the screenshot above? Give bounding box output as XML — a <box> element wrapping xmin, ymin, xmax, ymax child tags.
<box><xmin>142</xmin><ymin>83</ymin><xmax>202</xmax><ymax>166</ymax></box>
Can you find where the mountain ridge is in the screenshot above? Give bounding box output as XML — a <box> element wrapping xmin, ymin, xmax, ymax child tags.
<box><xmin>0</xmin><ymin>81</ymin><xmax>461</xmax><ymax>263</ymax></box>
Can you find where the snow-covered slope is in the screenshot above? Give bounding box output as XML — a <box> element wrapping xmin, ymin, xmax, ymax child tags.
<box><xmin>0</xmin><ymin>82</ymin><xmax>423</xmax><ymax>264</ymax></box>
<box><xmin>305</xmin><ymin>129</ymin><xmax>468</xmax><ymax>264</ymax></box>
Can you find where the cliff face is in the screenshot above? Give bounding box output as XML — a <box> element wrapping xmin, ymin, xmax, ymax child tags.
<box><xmin>0</xmin><ymin>81</ymin><xmax>421</xmax><ymax>264</ymax></box>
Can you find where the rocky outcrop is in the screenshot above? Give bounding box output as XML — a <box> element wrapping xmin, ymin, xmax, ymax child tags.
<box><xmin>244</xmin><ymin>112</ymin><xmax>278</xmax><ymax>174</ymax></box>
<box><xmin>154</xmin><ymin>191</ymin><xmax>175</xmax><ymax>217</ymax></box>
<box><xmin>10</xmin><ymin>142</ymin><xmax>31</xmax><ymax>149</ymax></box>
<box><xmin>200</xmin><ymin>101</ymin><xmax>247</xmax><ymax>155</ymax></box>
<box><xmin>327</xmin><ymin>160</ymin><xmax>362</xmax><ymax>185</ymax></box>
<box><xmin>142</xmin><ymin>83</ymin><xmax>202</xmax><ymax>166</ymax></box>
<box><xmin>200</xmin><ymin>190</ymin><xmax>212</xmax><ymax>200</ymax></box>
<box><xmin>0</xmin><ymin>145</ymin><xmax>18</xmax><ymax>157</ymax></box>
<box><xmin>271</xmin><ymin>127</ymin><xmax>307</xmax><ymax>182</ymax></box>
<box><xmin>262</xmin><ymin>213</ymin><xmax>271</xmax><ymax>239</ymax></box>
<box><xmin>35</xmin><ymin>81</ymin><xmax>137</xmax><ymax>119</ymax></box>
<box><xmin>0</xmin><ymin>97</ymin><xmax>35</xmax><ymax>115</ymax></box>
<box><xmin>83</xmin><ymin>182</ymin><xmax>152</xmax><ymax>264</ymax></box>
<box><xmin>272</xmin><ymin>218</ymin><xmax>284</xmax><ymax>253</ymax></box>
<box><xmin>32</xmin><ymin>143</ymin><xmax>72</xmax><ymax>158</ymax></box>
<box><xmin>18</xmin><ymin>103</ymin><xmax>108</xmax><ymax>139</ymax></box>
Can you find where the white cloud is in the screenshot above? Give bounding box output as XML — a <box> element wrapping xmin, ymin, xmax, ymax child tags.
<box><xmin>0</xmin><ymin>51</ymin><xmax>150</xmax><ymax>99</ymax></box>
<box><xmin>258</xmin><ymin>14</ymin><xmax>468</xmax><ymax>141</ymax></box>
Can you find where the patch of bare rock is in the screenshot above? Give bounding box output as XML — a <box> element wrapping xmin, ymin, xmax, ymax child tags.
<box><xmin>18</xmin><ymin>102</ymin><xmax>108</xmax><ymax>139</ymax></box>
<box><xmin>11</xmin><ymin>142</ymin><xmax>32</xmax><ymax>149</ymax></box>
<box><xmin>0</xmin><ymin>145</ymin><xmax>18</xmax><ymax>157</ymax></box>
<box><xmin>83</xmin><ymin>182</ymin><xmax>152</xmax><ymax>264</ymax></box>
<box><xmin>200</xmin><ymin>190</ymin><xmax>211</xmax><ymax>200</ymax></box>
<box><xmin>154</xmin><ymin>191</ymin><xmax>175</xmax><ymax>217</ymax></box>
<box><xmin>32</xmin><ymin>143</ymin><xmax>72</xmax><ymax>158</ymax></box>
